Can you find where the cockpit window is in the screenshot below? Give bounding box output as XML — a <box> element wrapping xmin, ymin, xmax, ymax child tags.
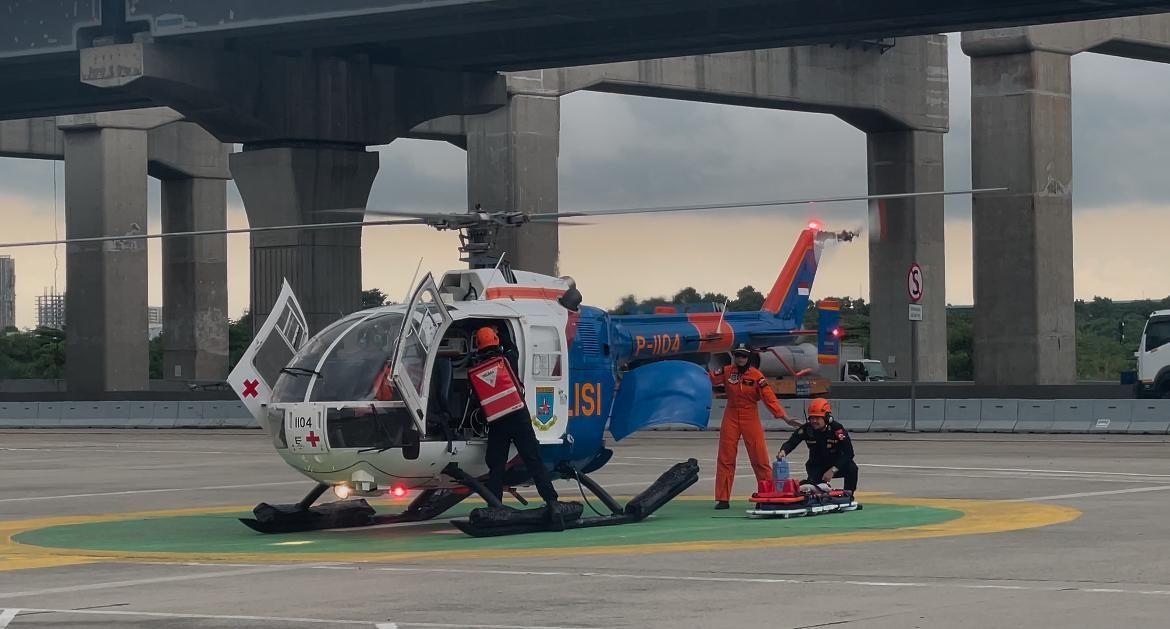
<box><xmin>270</xmin><ymin>311</ymin><xmax>368</xmax><ymax>403</ymax></box>
<box><xmin>309</xmin><ymin>312</ymin><xmax>406</xmax><ymax>402</ymax></box>
<box><xmin>1145</xmin><ymin>316</ymin><xmax>1170</xmax><ymax>352</ymax></box>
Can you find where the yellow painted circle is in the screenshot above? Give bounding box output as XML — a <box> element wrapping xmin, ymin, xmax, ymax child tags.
<box><xmin>0</xmin><ymin>494</ymin><xmax>1080</xmax><ymax>572</ymax></box>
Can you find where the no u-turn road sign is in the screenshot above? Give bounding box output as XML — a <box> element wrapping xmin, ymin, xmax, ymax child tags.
<box><xmin>907</xmin><ymin>263</ymin><xmax>923</xmax><ymax>303</ymax></box>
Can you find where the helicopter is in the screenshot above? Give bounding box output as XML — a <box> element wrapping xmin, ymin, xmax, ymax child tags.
<box><xmin>217</xmin><ymin>188</ymin><xmax>998</xmax><ymax>537</ymax></box>
<box><xmin>0</xmin><ymin>186</ymin><xmax>1001</xmax><ymax>536</ymax></box>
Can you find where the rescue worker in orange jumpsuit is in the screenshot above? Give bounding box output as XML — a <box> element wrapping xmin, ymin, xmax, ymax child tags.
<box><xmin>467</xmin><ymin>326</ymin><xmax>561</xmax><ymax>509</ymax></box>
<box><xmin>710</xmin><ymin>343</ymin><xmax>801</xmax><ymax>509</ymax></box>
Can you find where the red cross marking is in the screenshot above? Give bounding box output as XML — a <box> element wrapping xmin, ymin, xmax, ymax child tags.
<box><xmin>238</xmin><ymin>376</ymin><xmax>257</xmax><ymax>397</ymax></box>
<box><xmin>306</xmin><ymin>431</ymin><xmax>320</xmax><ymax>447</ymax></box>
<box><xmin>242</xmin><ymin>379</ymin><xmax>260</xmax><ymax>398</ymax></box>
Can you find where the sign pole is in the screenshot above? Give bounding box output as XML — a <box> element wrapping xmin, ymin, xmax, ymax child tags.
<box><xmin>907</xmin><ymin>263</ymin><xmax>923</xmax><ymax>433</ymax></box>
<box><xmin>910</xmin><ymin>318</ymin><xmax>918</xmax><ymax>432</ymax></box>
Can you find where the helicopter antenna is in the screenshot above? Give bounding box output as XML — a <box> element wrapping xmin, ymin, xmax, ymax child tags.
<box><xmin>716</xmin><ymin>298</ymin><xmax>729</xmax><ymax>334</ymax></box>
<box><xmin>403</xmin><ymin>257</ymin><xmax>423</xmax><ymax>303</ymax></box>
<box><xmin>486</xmin><ymin>251</ymin><xmax>507</xmax><ymax>288</ymax></box>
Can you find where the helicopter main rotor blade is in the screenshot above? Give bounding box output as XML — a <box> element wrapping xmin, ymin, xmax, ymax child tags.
<box><xmin>547</xmin><ymin>188</ymin><xmax>1006</xmax><ymax>219</ymax></box>
<box><xmin>353</xmin><ymin>187</ymin><xmax>1004</xmax><ymax>222</ymax></box>
<box><xmin>0</xmin><ymin>218</ymin><xmax>427</xmax><ymax>250</ymax></box>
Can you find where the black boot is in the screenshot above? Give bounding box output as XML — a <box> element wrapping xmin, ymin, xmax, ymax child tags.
<box><xmin>545</xmin><ymin>500</ymin><xmax>566</xmax><ymax>531</ymax></box>
<box><xmin>714</xmin><ymin>501</ymin><xmax>730</xmax><ymax>510</ymax></box>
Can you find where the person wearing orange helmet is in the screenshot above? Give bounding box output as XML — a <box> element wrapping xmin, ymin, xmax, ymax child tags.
<box><xmin>776</xmin><ymin>398</ymin><xmax>858</xmax><ymax>491</ymax></box>
<box><xmin>709</xmin><ymin>343</ymin><xmax>801</xmax><ymax>510</ymax></box>
<box><xmin>466</xmin><ymin>325</ymin><xmax>561</xmax><ymax>511</ymax></box>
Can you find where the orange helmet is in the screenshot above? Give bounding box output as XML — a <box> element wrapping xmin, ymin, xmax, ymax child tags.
<box><xmin>475</xmin><ymin>326</ymin><xmax>500</xmax><ymax>350</ymax></box>
<box><xmin>808</xmin><ymin>398</ymin><xmax>832</xmax><ymax>418</ymax></box>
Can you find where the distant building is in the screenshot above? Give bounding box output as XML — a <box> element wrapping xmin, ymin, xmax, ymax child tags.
<box><xmin>34</xmin><ymin>293</ymin><xmax>164</xmax><ymax>337</ymax></box>
<box><xmin>0</xmin><ymin>256</ymin><xmax>13</xmax><ymax>330</ymax></box>
<box><xmin>35</xmin><ymin>289</ymin><xmax>66</xmax><ymax>330</ymax></box>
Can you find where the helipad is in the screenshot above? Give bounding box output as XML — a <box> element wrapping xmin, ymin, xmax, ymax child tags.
<box><xmin>3</xmin><ymin>494</ymin><xmax>1078</xmax><ymax>566</ymax></box>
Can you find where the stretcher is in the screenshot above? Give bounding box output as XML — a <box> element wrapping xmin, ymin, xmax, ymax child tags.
<box><xmin>746</xmin><ymin>478</ymin><xmax>861</xmax><ymax>518</ymax></box>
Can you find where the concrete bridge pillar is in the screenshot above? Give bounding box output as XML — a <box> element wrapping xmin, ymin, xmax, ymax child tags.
<box><xmin>151</xmin><ymin>120</ymin><xmax>233</xmax><ymax>382</ymax></box>
<box><xmin>57</xmin><ymin>117</ymin><xmax>153</xmax><ymax>392</ymax></box>
<box><xmin>866</xmin><ymin>130</ymin><xmax>947</xmax><ymax>381</ymax></box>
<box><xmin>466</xmin><ymin>94</ymin><xmax>560</xmax><ymax>274</ymax></box>
<box><xmin>230</xmin><ymin>146</ymin><xmax>379</xmax><ymax>334</ymax></box>
<box><xmin>160</xmin><ymin>177</ymin><xmax>228</xmax><ymax>380</ymax></box>
<box><xmin>964</xmin><ymin>38</ymin><xmax>1077</xmax><ymax>385</ymax></box>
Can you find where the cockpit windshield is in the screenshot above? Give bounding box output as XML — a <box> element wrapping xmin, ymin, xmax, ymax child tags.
<box><xmin>270</xmin><ymin>310</ymin><xmax>405</xmax><ymax>403</ymax></box>
<box><xmin>310</xmin><ymin>311</ymin><xmax>405</xmax><ymax>402</ymax></box>
<box><xmin>270</xmin><ymin>311</ymin><xmax>367</xmax><ymax>403</ymax></box>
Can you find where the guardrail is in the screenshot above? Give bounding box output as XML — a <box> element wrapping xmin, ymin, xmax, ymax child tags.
<box><xmin>3</xmin><ymin>398</ymin><xmax>1170</xmax><ymax>434</ymax></box>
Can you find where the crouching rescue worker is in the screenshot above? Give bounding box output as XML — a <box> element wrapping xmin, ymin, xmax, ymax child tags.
<box><xmin>776</xmin><ymin>398</ymin><xmax>858</xmax><ymax>491</ymax></box>
<box><xmin>710</xmin><ymin>343</ymin><xmax>802</xmax><ymax>510</ymax></box>
<box><xmin>467</xmin><ymin>326</ymin><xmax>562</xmax><ymax>511</ymax></box>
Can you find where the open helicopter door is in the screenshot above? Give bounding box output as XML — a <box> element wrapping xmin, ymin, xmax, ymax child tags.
<box><xmin>390</xmin><ymin>273</ymin><xmax>453</xmax><ymax>433</ymax></box>
<box><xmin>227</xmin><ymin>279</ymin><xmax>309</xmax><ymax>423</ymax></box>
<box><xmin>521</xmin><ymin>321</ymin><xmax>570</xmax><ymax>443</ymax></box>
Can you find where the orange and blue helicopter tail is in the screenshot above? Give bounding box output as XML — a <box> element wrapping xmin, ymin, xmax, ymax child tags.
<box><xmin>761</xmin><ymin>223</ymin><xmax>822</xmax><ymax>324</ymax></box>
<box><xmin>759</xmin><ymin>223</ymin><xmax>843</xmax><ymax>364</ymax></box>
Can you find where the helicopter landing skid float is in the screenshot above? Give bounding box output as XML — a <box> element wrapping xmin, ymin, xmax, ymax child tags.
<box><xmin>446</xmin><ymin>458</ymin><xmax>700</xmax><ymax>538</ymax></box>
<box><xmin>239</xmin><ymin>485</ymin><xmax>471</xmax><ymax>534</ymax></box>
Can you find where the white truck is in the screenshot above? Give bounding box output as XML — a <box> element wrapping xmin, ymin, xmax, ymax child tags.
<box><xmin>1136</xmin><ymin>310</ymin><xmax>1170</xmax><ymax>398</ymax></box>
<box><xmin>840</xmin><ymin>358</ymin><xmax>889</xmax><ymax>382</ymax></box>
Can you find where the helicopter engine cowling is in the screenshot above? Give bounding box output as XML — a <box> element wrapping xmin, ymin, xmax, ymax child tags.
<box><xmin>756</xmin><ymin>344</ymin><xmax>820</xmax><ymax>378</ymax></box>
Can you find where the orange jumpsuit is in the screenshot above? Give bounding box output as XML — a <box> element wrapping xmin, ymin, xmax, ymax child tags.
<box><xmin>710</xmin><ymin>365</ymin><xmax>790</xmax><ymax>502</ymax></box>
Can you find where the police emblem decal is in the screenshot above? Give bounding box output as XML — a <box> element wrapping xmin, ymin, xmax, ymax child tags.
<box><xmin>534</xmin><ymin>387</ymin><xmax>557</xmax><ymax>430</ymax></box>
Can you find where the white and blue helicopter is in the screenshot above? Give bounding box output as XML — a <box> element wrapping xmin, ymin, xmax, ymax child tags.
<box><xmin>219</xmin><ymin>188</ymin><xmax>994</xmax><ymax>537</ymax></box>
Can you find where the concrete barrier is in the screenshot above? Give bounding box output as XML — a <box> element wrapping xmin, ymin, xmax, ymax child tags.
<box><xmin>1128</xmin><ymin>400</ymin><xmax>1170</xmax><ymax>434</ymax></box>
<box><xmin>871</xmin><ymin>400</ymin><xmax>910</xmax><ymax>432</ymax></box>
<box><xmin>977</xmin><ymin>399</ymin><xmax>1018</xmax><ymax>433</ymax></box>
<box><xmin>1015</xmin><ymin>400</ymin><xmax>1055</xmax><ymax>432</ymax></box>
<box><xmin>1053</xmin><ymin>400</ymin><xmax>1096</xmax><ymax>432</ymax></box>
<box><xmin>942</xmin><ymin>400</ymin><xmax>981</xmax><ymax>432</ymax></box>
<box><xmin>914</xmin><ymin>399</ymin><xmax>945</xmax><ymax>432</ymax></box>
<box><xmin>833</xmin><ymin>399</ymin><xmax>873</xmax><ymax>433</ymax></box>
<box><xmin>1090</xmin><ymin>400</ymin><xmax>1132</xmax><ymax>434</ymax></box>
<box><xmin>0</xmin><ymin>402</ymin><xmax>37</xmax><ymax>427</ymax></box>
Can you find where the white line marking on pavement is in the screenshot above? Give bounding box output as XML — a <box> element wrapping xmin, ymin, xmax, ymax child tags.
<box><xmin>1008</xmin><ymin>485</ymin><xmax>1170</xmax><ymax>502</ymax></box>
<box><xmin>861</xmin><ymin>463</ymin><xmax>1170</xmax><ymax>478</ymax></box>
<box><xmin>14</xmin><ymin>609</ymin><xmax>589</xmax><ymax>629</ymax></box>
<box><xmin>1</xmin><ymin>448</ymin><xmax>232</xmax><ymax>455</ymax></box>
<box><xmin>320</xmin><ymin>566</ymin><xmax>1170</xmax><ymax>598</ymax></box>
<box><xmin>0</xmin><ymin>609</ymin><xmax>18</xmax><ymax>628</ymax></box>
<box><xmin>0</xmin><ymin>481</ymin><xmax>304</xmax><ymax>503</ymax></box>
<box><xmin>0</xmin><ymin>565</ymin><xmax>309</xmax><ymax>599</ymax></box>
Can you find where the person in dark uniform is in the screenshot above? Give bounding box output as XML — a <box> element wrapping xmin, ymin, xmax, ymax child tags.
<box><xmin>776</xmin><ymin>398</ymin><xmax>858</xmax><ymax>491</ymax></box>
<box><xmin>466</xmin><ymin>326</ymin><xmax>561</xmax><ymax>508</ymax></box>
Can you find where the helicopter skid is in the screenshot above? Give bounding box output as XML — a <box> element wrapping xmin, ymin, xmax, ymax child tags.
<box><xmin>449</xmin><ymin>458</ymin><xmax>700</xmax><ymax>537</ymax></box>
<box><xmin>240</xmin><ymin>487</ymin><xmax>471</xmax><ymax>534</ymax></box>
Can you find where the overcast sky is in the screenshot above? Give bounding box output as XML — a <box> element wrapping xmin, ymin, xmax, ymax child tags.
<box><xmin>2</xmin><ymin>33</ymin><xmax>1170</xmax><ymax>328</ymax></box>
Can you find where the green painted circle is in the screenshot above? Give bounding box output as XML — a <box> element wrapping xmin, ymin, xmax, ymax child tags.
<box><xmin>15</xmin><ymin>500</ymin><xmax>961</xmax><ymax>556</ymax></box>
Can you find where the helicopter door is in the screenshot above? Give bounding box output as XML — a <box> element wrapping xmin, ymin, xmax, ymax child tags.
<box><xmin>523</xmin><ymin>323</ymin><xmax>569</xmax><ymax>442</ymax></box>
<box><xmin>227</xmin><ymin>279</ymin><xmax>309</xmax><ymax>422</ymax></box>
<box><xmin>391</xmin><ymin>273</ymin><xmax>453</xmax><ymax>432</ymax></box>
